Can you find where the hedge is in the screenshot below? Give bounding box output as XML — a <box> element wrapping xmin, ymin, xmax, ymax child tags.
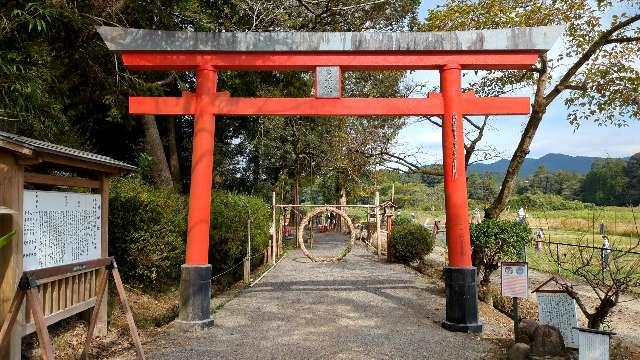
<box><xmin>109</xmin><ymin>176</ymin><xmax>187</xmax><ymax>289</ymax></box>
<box><xmin>389</xmin><ymin>223</ymin><xmax>434</xmax><ymax>264</ymax></box>
<box><xmin>210</xmin><ymin>191</ymin><xmax>271</xmax><ymax>284</ymax></box>
<box><xmin>507</xmin><ymin>193</ymin><xmax>588</xmax><ymax>211</ymax></box>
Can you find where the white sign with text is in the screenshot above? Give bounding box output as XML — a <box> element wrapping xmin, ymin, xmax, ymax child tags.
<box><xmin>23</xmin><ymin>190</ymin><xmax>101</xmax><ymax>271</ymax></box>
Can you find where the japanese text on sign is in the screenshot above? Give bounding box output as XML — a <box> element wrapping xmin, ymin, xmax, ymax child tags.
<box><xmin>501</xmin><ymin>262</ymin><xmax>528</xmax><ymax>298</ymax></box>
<box><xmin>23</xmin><ymin>190</ymin><xmax>101</xmax><ymax>271</ymax></box>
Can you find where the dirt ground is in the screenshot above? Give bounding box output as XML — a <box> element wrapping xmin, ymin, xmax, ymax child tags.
<box><xmin>431</xmin><ymin>239</ymin><xmax>640</xmax><ymax>355</ymax></box>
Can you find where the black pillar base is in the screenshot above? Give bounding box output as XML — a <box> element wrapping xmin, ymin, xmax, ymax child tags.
<box><xmin>441</xmin><ymin>266</ymin><xmax>483</xmax><ymax>333</ymax></box>
<box><xmin>175</xmin><ymin>264</ymin><xmax>214</xmax><ymax>330</ymax></box>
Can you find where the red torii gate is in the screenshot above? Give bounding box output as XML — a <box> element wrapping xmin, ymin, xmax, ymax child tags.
<box><xmin>98</xmin><ymin>26</ymin><xmax>560</xmax><ymax>333</ymax></box>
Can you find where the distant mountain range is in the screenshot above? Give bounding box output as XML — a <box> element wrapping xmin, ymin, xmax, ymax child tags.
<box><xmin>467</xmin><ymin>153</ymin><xmax>617</xmax><ymax>177</ymax></box>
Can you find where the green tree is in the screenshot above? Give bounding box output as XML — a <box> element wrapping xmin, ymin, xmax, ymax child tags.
<box><xmin>625</xmin><ymin>152</ymin><xmax>640</xmax><ymax>205</ymax></box>
<box><xmin>529</xmin><ymin>165</ymin><xmax>551</xmax><ymax>194</ymax></box>
<box><xmin>582</xmin><ymin>159</ymin><xmax>629</xmax><ymax>205</ymax></box>
<box><xmin>470</xmin><ymin>219</ymin><xmax>532</xmax><ymax>285</ymax></box>
<box><xmin>1</xmin><ymin>0</ymin><xmax>420</xmax><ymax>195</ymax></box>
<box><xmin>467</xmin><ymin>171</ymin><xmax>499</xmax><ymax>203</ymax></box>
<box><xmin>422</xmin><ymin>0</ymin><xmax>640</xmax><ymax>219</ymax></box>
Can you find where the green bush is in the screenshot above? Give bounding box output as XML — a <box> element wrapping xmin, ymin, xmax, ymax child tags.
<box><xmin>210</xmin><ymin>191</ymin><xmax>271</xmax><ymax>284</ymax></box>
<box><xmin>109</xmin><ymin>176</ymin><xmax>186</xmax><ymax>289</ymax></box>
<box><xmin>393</xmin><ymin>212</ymin><xmax>414</xmax><ymax>226</ymax></box>
<box><xmin>389</xmin><ymin>223</ymin><xmax>434</xmax><ymax>264</ymax></box>
<box><xmin>470</xmin><ymin>219</ymin><xmax>532</xmax><ymax>285</ymax></box>
<box><xmin>508</xmin><ymin>193</ymin><xmax>588</xmax><ymax>211</ymax></box>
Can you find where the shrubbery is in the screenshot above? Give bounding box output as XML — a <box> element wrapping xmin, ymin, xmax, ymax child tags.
<box><xmin>393</xmin><ymin>212</ymin><xmax>414</xmax><ymax>226</ymax></box>
<box><xmin>389</xmin><ymin>223</ymin><xmax>434</xmax><ymax>264</ymax></box>
<box><xmin>109</xmin><ymin>175</ymin><xmax>187</xmax><ymax>289</ymax></box>
<box><xmin>210</xmin><ymin>191</ymin><xmax>271</xmax><ymax>284</ymax></box>
<box><xmin>470</xmin><ymin>219</ymin><xmax>532</xmax><ymax>285</ymax></box>
<box><xmin>508</xmin><ymin>193</ymin><xmax>588</xmax><ymax>211</ymax></box>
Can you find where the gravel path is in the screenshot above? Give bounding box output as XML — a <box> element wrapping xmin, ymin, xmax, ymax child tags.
<box><xmin>142</xmin><ymin>232</ymin><xmax>494</xmax><ymax>359</ymax></box>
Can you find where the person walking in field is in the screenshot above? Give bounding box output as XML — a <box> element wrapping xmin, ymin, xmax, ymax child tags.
<box><xmin>599</xmin><ymin>220</ymin><xmax>606</xmax><ymax>235</ymax></box>
<box><xmin>535</xmin><ymin>228</ymin><xmax>544</xmax><ymax>251</ymax></box>
<box><xmin>432</xmin><ymin>218</ymin><xmax>441</xmax><ymax>240</ymax></box>
<box><xmin>601</xmin><ymin>235</ymin><xmax>612</xmax><ymax>269</ymax></box>
<box><xmin>471</xmin><ymin>208</ymin><xmax>482</xmax><ymax>225</ymax></box>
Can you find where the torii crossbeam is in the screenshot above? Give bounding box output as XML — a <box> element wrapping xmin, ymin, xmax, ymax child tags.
<box><xmin>98</xmin><ymin>26</ymin><xmax>561</xmax><ymax>333</ymax></box>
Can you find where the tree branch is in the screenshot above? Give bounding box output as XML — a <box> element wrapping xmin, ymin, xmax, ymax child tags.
<box><xmin>464</xmin><ymin>116</ymin><xmax>488</xmax><ymax>167</ymax></box>
<box><xmin>604</xmin><ymin>36</ymin><xmax>640</xmax><ymax>45</ymax></box>
<box><xmin>545</xmin><ymin>13</ymin><xmax>640</xmax><ymax>105</ymax></box>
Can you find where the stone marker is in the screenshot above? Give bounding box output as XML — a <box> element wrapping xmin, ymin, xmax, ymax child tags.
<box><xmin>508</xmin><ymin>343</ymin><xmax>530</xmax><ymax>360</ymax></box>
<box><xmin>530</xmin><ymin>324</ymin><xmax>565</xmax><ymax>357</ymax></box>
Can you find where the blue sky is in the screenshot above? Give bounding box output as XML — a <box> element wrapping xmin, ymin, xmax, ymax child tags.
<box><xmin>397</xmin><ymin>1</ymin><xmax>640</xmax><ymax>164</ymax></box>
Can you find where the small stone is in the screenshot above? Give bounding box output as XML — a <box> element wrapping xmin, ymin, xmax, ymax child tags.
<box><xmin>530</xmin><ymin>324</ymin><xmax>565</xmax><ymax>356</ymax></box>
<box><xmin>517</xmin><ymin>319</ymin><xmax>539</xmax><ymax>344</ymax></box>
<box><xmin>507</xmin><ymin>342</ymin><xmax>530</xmax><ymax>360</ymax></box>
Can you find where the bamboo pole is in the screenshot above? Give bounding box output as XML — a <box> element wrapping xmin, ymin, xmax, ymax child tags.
<box><xmin>375</xmin><ymin>192</ymin><xmax>381</xmax><ymax>260</ymax></box>
<box><xmin>244</xmin><ymin>220</ymin><xmax>251</xmax><ymax>285</ymax></box>
<box><xmin>272</xmin><ymin>192</ymin><xmax>276</xmax><ymax>266</ymax></box>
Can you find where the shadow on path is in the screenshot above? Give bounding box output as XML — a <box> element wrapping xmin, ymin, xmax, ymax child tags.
<box><xmin>143</xmin><ymin>232</ymin><xmax>494</xmax><ymax>360</ymax></box>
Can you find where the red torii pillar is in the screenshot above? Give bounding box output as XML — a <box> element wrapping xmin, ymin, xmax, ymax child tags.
<box><xmin>98</xmin><ymin>25</ymin><xmax>560</xmax><ymax>333</ymax></box>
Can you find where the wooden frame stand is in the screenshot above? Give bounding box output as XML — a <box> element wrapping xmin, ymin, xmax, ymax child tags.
<box><xmin>0</xmin><ymin>257</ymin><xmax>144</xmax><ymax>359</ymax></box>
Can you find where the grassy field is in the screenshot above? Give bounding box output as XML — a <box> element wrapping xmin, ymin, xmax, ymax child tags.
<box><xmin>395</xmin><ymin>205</ymin><xmax>640</xmax><ymax>281</ymax></box>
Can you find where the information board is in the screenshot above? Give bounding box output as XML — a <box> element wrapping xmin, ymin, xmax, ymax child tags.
<box><xmin>537</xmin><ymin>292</ymin><xmax>579</xmax><ymax>348</ymax></box>
<box><xmin>501</xmin><ymin>262</ymin><xmax>528</xmax><ymax>298</ymax></box>
<box><xmin>577</xmin><ymin>329</ymin><xmax>611</xmax><ymax>360</ymax></box>
<box><xmin>23</xmin><ymin>190</ymin><xmax>101</xmax><ymax>271</ymax></box>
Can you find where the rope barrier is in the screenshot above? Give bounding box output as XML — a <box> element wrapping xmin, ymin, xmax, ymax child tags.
<box><xmin>541</xmin><ymin>241</ymin><xmax>640</xmax><ymax>255</ymax></box>
<box><xmin>211</xmin><ymin>250</ymin><xmax>254</xmax><ymax>280</ymax></box>
<box><xmin>210</xmin><ymin>260</ymin><xmax>245</xmax><ymax>281</ymax></box>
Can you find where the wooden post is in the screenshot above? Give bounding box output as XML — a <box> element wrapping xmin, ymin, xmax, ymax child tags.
<box><xmin>271</xmin><ymin>192</ymin><xmax>276</xmax><ymax>265</ymax></box>
<box><xmin>243</xmin><ymin>220</ymin><xmax>251</xmax><ymax>285</ymax></box>
<box><xmin>82</xmin><ymin>269</ymin><xmax>109</xmax><ymax>359</ymax></box>
<box><xmin>26</xmin><ymin>288</ymin><xmax>54</xmax><ymax>359</ymax></box>
<box><xmin>375</xmin><ymin>192</ymin><xmax>381</xmax><ymax>260</ymax></box>
<box><xmin>95</xmin><ymin>176</ymin><xmax>110</xmax><ymax>336</ymax></box>
<box><xmin>391</xmin><ymin>183</ymin><xmax>395</xmax><ymax>203</ymax></box>
<box><xmin>110</xmin><ymin>262</ymin><xmax>145</xmax><ymax>359</ymax></box>
<box><xmin>0</xmin><ymin>153</ymin><xmax>24</xmax><ymax>360</ymax></box>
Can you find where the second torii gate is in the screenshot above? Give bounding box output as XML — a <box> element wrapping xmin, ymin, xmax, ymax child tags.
<box><xmin>98</xmin><ymin>26</ymin><xmax>561</xmax><ymax>333</ymax></box>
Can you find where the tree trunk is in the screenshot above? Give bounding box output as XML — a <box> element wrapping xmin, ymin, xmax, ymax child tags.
<box><xmin>167</xmin><ymin>116</ymin><xmax>182</xmax><ymax>190</ymax></box>
<box><xmin>292</xmin><ymin>176</ymin><xmax>300</xmax><ymax>237</ymax></box>
<box><xmin>485</xmin><ymin>57</ymin><xmax>549</xmax><ymax>219</ymax></box>
<box><xmin>142</xmin><ymin>114</ymin><xmax>173</xmax><ymax>189</ymax></box>
<box><xmin>587</xmin><ymin>297</ymin><xmax>616</xmax><ymax>329</ymax></box>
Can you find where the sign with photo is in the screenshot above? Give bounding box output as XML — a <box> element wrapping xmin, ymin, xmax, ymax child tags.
<box><xmin>501</xmin><ymin>261</ymin><xmax>528</xmax><ymax>298</ymax></box>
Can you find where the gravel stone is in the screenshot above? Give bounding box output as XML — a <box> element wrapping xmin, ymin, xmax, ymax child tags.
<box><xmin>143</xmin><ymin>233</ymin><xmax>494</xmax><ymax>359</ymax></box>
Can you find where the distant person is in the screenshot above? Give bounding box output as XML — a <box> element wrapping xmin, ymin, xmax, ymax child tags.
<box><xmin>516</xmin><ymin>207</ymin><xmax>526</xmax><ymax>223</ymax></box>
<box><xmin>410</xmin><ymin>212</ymin><xmax>416</xmax><ymax>222</ymax></box>
<box><xmin>601</xmin><ymin>235</ymin><xmax>612</xmax><ymax>269</ymax></box>
<box><xmin>599</xmin><ymin>220</ymin><xmax>606</xmax><ymax>235</ymax></box>
<box><xmin>471</xmin><ymin>208</ymin><xmax>482</xmax><ymax>225</ymax></box>
<box><xmin>432</xmin><ymin>218</ymin><xmax>441</xmax><ymax>239</ymax></box>
<box><xmin>535</xmin><ymin>228</ymin><xmax>544</xmax><ymax>251</ymax></box>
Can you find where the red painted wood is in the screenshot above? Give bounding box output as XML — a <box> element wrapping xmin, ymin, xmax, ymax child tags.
<box><xmin>440</xmin><ymin>64</ymin><xmax>472</xmax><ymax>268</ymax></box>
<box><xmin>129</xmin><ymin>94</ymin><xmax>530</xmax><ymax>116</ymax></box>
<box><xmin>185</xmin><ymin>66</ymin><xmax>216</xmax><ymax>265</ymax></box>
<box><xmin>121</xmin><ymin>51</ymin><xmax>539</xmax><ymax>71</ymax></box>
